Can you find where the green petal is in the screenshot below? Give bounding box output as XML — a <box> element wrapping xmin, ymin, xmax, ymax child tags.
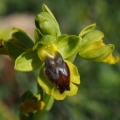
<box><xmin>15</xmin><ymin>49</ymin><xmax>43</xmax><ymax>71</ymax></box>
<box><xmin>79</xmin><ymin>30</ymin><xmax>104</xmax><ymax>52</ymax></box>
<box><xmin>79</xmin><ymin>23</ymin><xmax>96</xmax><ymax>37</ymax></box>
<box><xmin>3</xmin><ymin>40</ymin><xmax>25</xmax><ymax>60</ymax></box>
<box><xmin>56</xmin><ymin>35</ymin><xmax>81</xmax><ymax>59</ymax></box>
<box><xmin>11</xmin><ymin>28</ymin><xmax>34</xmax><ymax>48</ymax></box>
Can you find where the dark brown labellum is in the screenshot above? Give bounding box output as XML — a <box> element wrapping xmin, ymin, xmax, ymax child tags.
<box><xmin>44</xmin><ymin>52</ymin><xmax>70</xmax><ymax>94</ymax></box>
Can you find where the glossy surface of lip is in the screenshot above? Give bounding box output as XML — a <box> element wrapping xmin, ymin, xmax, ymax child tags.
<box><xmin>44</xmin><ymin>52</ymin><xmax>70</xmax><ymax>94</ymax></box>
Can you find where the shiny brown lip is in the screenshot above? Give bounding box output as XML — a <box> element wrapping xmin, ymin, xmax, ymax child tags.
<box><xmin>44</xmin><ymin>52</ymin><xmax>70</xmax><ymax>94</ymax></box>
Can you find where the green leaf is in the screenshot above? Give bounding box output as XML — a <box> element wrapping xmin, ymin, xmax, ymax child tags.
<box><xmin>11</xmin><ymin>28</ymin><xmax>34</xmax><ymax>48</ymax></box>
<box><xmin>15</xmin><ymin>49</ymin><xmax>43</xmax><ymax>72</ymax></box>
<box><xmin>56</xmin><ymin>35</ymin><xmax>82</xmax><ymax>59</ymax></box>
<box><xmin>3</xmin><ymin>40</ymin><xmax>25</xmax><ymax>60</ymax></box>
<box><xmin>79</xmin><ymin>23</ymin><xmax>96</xmax><ymax>37</ymax></box>
<box><xmin>79</xmin><ymin>30</ymin><xmax>104</xmax><ymax>52</ymax></box>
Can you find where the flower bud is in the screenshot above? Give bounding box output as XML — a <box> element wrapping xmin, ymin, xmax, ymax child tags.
<box><xmin>79</xmin><ymin>30</ymin><xmax>119</xmax><ymax>64</ymax></box>
<box><xmin>35</xmin><ymin>12</ymin><xmax>60</xmax><ymax>36</ymax></box>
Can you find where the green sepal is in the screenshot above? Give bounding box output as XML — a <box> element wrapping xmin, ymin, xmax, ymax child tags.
<box><xmin>34</xmin><ymin>28</ymin><xmax>43</xmax><ymax>43</ymax></box>
<box><xmin>79</xmin><ymin>44</ymin><xmax>114</xmax><ymax>61</ymax></box>
<box><xmin>11</xmin><ymin>28</ymin><xmax>34</xmax><ymax>48</ymax></box>
<box><xmin>42</xmin><ymin>4</ymin><xmax>61</xmax><ymax>36</ymax></box>
<box><xmin>3</xmin><ymin>40</ymin><xmax>25</xmax><ymax>60</ymax></box>
<box><xmin>79</xmin><ymin>30</ymin><xmax>104</xmax><ymax>52</ymax></box>
<box><xmin>14</xmin><ymin>49</ymin><xmax>43</xmax><ymax>72</ymax></box>
<box><xmin>56</xmin><ymin>35</ymin><xmax>82</xmax><ymax>59</ymax></box>
<box><xmin>79</xmin><ymin>23</ymin><xmax>96</xmax><ymax>37</ymax></box>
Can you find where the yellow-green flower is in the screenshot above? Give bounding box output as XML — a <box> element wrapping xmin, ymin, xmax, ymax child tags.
<box><xmin>37</xmin><ymin>44</ymin><xmax>80</xmax><ymax>100</ymax></box>
<box><xmin>79</xmin><ymin>25</ymin><xmax>119</xmax><ymax>64</ymax></box>
<box><xmin>14</xmin><ymin>34</ymin><xmax>81</xmax><ymax>100</ymax></box>
<box><xmin>13</xmin><ymin>5</ymin><xmax>119</xmax><ymax>102</ymax></box>
<box><xmin>19</xmin><ymin>99</ymin><xmax>45</xmax><ymax>116</ymax></box>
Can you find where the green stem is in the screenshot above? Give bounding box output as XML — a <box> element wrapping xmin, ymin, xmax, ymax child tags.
<box><xmin>32</xmin><ymin>94</ymin><xmax>54</xmax><ymax>120</ymax></box>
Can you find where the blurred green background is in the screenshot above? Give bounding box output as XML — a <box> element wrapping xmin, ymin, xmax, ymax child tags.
<box><xmin>0</xmin><ymin>0</ymin><xmax>120</xmax><ymax>120</ymax></box>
